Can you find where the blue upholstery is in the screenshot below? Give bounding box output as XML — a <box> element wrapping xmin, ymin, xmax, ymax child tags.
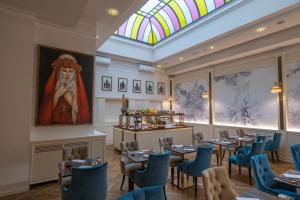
<box><xmin>265</xmin><ymin>133</ymin><xmax>282</xmax><ymax>151</ymax></box>
<box><xmin>237</xmin><ymin>135</ymin><xmax>266</xmax><ymax>155</ymax></box>
<box><xmin>229</xmin><ymin>142</ymin><xmax>264</xmax><ymax>168</ymax></box>
<box><xmin>62</xmin><ymin>162</ymin><xmax>107</xmax><ymax>200</ymax></box>
<box><xmin>290</xmin><ymin>144</ymin><xmax>300</xmax><ymax>171</ymax></box>
<box><xmin>264</xmin><ymin>133</ymin><xmax>282</xmax><ymax>163</ymax></box>
<box><xmin>177</xmin><ymin>145</ymin><xmax>213</xmax><ymax>177</ymax></box>
<box><xmin>251</xmin><ymin>154</ymin><xmax>300</xmax><ymax>199</ymax></box>
<box><xmin>117</xmin><ymin>185</ymin><xmax>165</xmax><ymax>200</ymax></box>
<box><xmin>177</xmin><ymin>145</ymin><xmax>213</xmax><ymax>197</ymax></box>
<box><xmin>133</xmin><ymin>152</ymin><xmax>170</xmax><ymax>188</ymax></box>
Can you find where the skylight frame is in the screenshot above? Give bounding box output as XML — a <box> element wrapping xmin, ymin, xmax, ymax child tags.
<box><xmin>116</xmin><ymin>0</ymin><xmax>234</xmax><ymax>46</ymax></box>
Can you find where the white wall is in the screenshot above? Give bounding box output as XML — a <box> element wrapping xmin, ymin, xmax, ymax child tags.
<box><xmin>0</xmin><ymin>5</ymin><xmax>98</xmax><ymax>196</ymax></box>
<box><xmin>0</xmin><ymin>8</ymin><xmax>35</xmax><ymax>196</ymax></box>
<box><xmin>173</xmin><ymin>47</ymin><xmax>300</xmax><ymax>162</ymax></box>
<box><xmin>94</xmin><ymin>58</ymin><xmax>169</xmax><ymax>143</ymax></box>
<box><xmin>30</xmin><ymin>21</ymin><xmax>97</xmax><ymax>140</ymax></box>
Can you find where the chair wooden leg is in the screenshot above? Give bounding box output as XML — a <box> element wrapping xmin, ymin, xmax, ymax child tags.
<box><xmin>194</xmin><ymin>177</ymin><xmax>197</xmax><ymax>198</ymax></box>
<box><xmin>128</xmin><ymin>177</ymin><xmax>131</xmax><ymax>191</ymax></box>
<box><xmin>271</xmin><ymin>151</ymin><xmax>275</xmax><ymax>163</ymax></box>
<box><xmin>248</xmin><ymin>168</ymin><xmax>252</xmax><ymax>185</ymax></box>
<box><xmin>275</xmin><ymin>151</ymin><xmax>279</xmax><ymax>163</ymax></box>
<box><xmin>229</xmin><ymin>162</ymin><xmax>232</xmax><ymax>178</ymax></box>
<box><xmin>177</xmin><ymin>170</ymin><xmax>180</xmax><ymax>188</ymax></box>
<box><xmin>187</xmin><ymin>174</ymin><xmax>189</xmax><ymax>180</ymax></box>
<box><xmin>216</xmin><ymin>153</ymin><xmax>219</xmax><ymax>166</ymax></box>
<box><xmin>163</xmin><ymin>186</ymin><xmax>167</xmax><ymax>200</ymax></box>
<box><xmin>239</xmin><ymin>166</ymin><xmax>241</xmax><ymax>175</ymax></box>
<box><xmin>222</xmin><ymin>150</ymin><xmax>226</xmax><ymax>161</ymax></box>
<box><xmin>171</xmin><ymin>167</ymin><xmax>174</xmax><ymax>186</ymax></box>
<box><xmin>120</xmin><ymin>175</ymin><xmax>125</xmax><ymax>190</ymax></box>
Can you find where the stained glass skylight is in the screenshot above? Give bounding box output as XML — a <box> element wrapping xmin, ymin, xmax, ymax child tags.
<box><xmin>116</xmin><ymin>0</ymin><xmax>233</xmax><ymax>45</ymax></box>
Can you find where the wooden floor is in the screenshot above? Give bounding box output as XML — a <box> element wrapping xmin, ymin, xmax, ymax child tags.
<box><xmin>1</xmin><ymin>145</ymin><xmax>293</xmax><ymax>200</ymax></box>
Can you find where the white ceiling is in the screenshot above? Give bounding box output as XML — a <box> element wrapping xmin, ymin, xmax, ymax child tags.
<box><xmin>0</xmin><ymin>0</ymin><xmax>145</xmax><ymax>45</ymax></box>
<box><xmin>98</xmin><ymin>0</ymin><xmax>300</xmax><ymax>74</ymax></box>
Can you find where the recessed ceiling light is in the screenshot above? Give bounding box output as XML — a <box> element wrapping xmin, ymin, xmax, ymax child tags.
<box><xmin>179</xmin><ymin>57</ymin><xmax>183</xmax><ymax>61</ymax></box>
<box><xmin>96</xmin><ymin>35</ymin><xmax>99</xmax><ymax>39</ymax></box>
<box><xmin>255</xmin><ymin>27</ymin><xmax>267</xmax><ymax>33</ymax></box>
<box><xmin>210</xmin><ymin>46</ymin><xmax>215</xmax><ymax>50</ymax></box>
<box><xmin>157</xmin><ymin>64</ymin><xmax>161</xmax><ymax>68</ymax></box>
<box><xmin>107</xmin><ymin>8</ymin><xmax>119</xmax><ymax>16</ymax></box>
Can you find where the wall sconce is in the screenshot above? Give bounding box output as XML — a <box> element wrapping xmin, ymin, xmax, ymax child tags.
<box><xmin>270</xmin><ymin>82</ymin><xmax>282</xmax><ymax>94</ymax></box>
<box><xmin>201</xmin><ymin>91</ymin><xmax>210</xmax><ymax>99</ymax></box>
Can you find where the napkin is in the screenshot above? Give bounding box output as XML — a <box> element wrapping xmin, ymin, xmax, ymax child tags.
<box><xmin>235</xmin><ymin>197</ymin><xmax>259</xmax><ymax>200</ymax></box>
<box><xmin>283</xmin><ymin>173</ymin><xmax>300</xmax><ymax>179</ymax></box>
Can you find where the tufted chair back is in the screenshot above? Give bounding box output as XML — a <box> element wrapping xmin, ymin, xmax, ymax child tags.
<box><xmin>121</xmin><ymin>141</ymin><xmax>139</xmax><ymax>153</ymax></box>
<box><xmin>117</xmin><ymin>185</ymin><xmax>165</xmax><ymax>200</ymax></box>
<box><xmin>236</xmin><ymin>128</ymin><xmax>245</xmax><ymax>137</ymax></box>
<box><xmin>202</xmin><ymin>166</ymin><xmax>238</xmax><ymax>200</ymax></box>
<box><xmin>251</xmin><ymin>154</ymin><xmax>277</xmax><ymax>194</ymax></box>
<box><xmin>63</xmin><ymin>146</ymin><xmax>88</xmax><ymax>161</ymax></box>
<box><xmin>186</xmin><ymin>145</ymin><xmax>213</xmax><ymax>177</ymax></box>
<box><xmin>193</xmin><ymin>132</ymin><xmax>204</xmax><ymax>146</ymax></box>
<box><xmin>62</xmin><ymin>162</ymin><xmax>107</xmax><ymax>200</ymax></box>
<box><xmin>159</xmin><ymin>137</ymin><xmax>174</xmax><ymax>152</ymax></box>
<box><xmin>290</xmin><ymin>144</ymin><xmax>300</xmax><ymax>171</ymax></box>
<box><xmin>134</xmin><ymin>152</ymin><xmax>170</xmax><ymax>188</ymax></box>
<box><xmin>271</xmin><ymin>133</ymin><xmax>282</xmax><ymax>150</ymax></box>
<box><xmin>219</xmin><ymin>130</ymin><xmax>229</xmax><ymax>140</ymax></box>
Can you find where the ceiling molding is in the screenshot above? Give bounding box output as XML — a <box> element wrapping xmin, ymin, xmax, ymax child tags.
<box><xmin>165</xmin><ymin>24</ymin><xmax>300</xmax><ymax>75</ymax></box>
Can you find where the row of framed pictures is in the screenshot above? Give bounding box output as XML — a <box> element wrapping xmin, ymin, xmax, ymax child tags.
<box><xmin>101</xmin><ymin>76</ymin><xmax>166</xmax><ymax>94</ymax></box>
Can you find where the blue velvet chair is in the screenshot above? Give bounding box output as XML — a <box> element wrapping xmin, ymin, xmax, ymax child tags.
<box><xmin>228</xmin><ymin>141</ymin><xmax>264</xmax><ymax>185</ymax></box>
<box><xmin>290</xmin><ymin>144</ymin><xmax>300</xmax><ymax>171</ymax></box>
<box><xmin>237</xmin><ymin>135</ymin><xmax>266</xmax><ymax>155</ymax></box>
<box><xmin>177</xmin><ymin>145</ymin><xmax>213</xmax><ymax>197</ymax></box>
<box><xmin>265</xmin><ymin>132</ymin><xmax>282</xmax><ymax>163</ymax></box>
<box><xmin>61</xmin><ymin>162</ymin><xmax>107</xmax><ymax>200</ymax></box>
<box><xmin>117</xmin><ymin>185</ymin><xmax>165</xmax><ymax>200</ymax></box>
<box><xmin>251</xmin><ymin>154</ymin><xmax>300</xmax><ymax>199</ymax></box>
<box><xmin>132</xmin><ymin>152</ymin><xmax>170</xmax><ymax>199</ymax></box>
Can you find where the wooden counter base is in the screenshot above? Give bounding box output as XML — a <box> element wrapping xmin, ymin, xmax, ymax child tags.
<box><xmin>113</xmin><ymin>126</ymin><xmax>193</xmax><ymax>151</ymax></box>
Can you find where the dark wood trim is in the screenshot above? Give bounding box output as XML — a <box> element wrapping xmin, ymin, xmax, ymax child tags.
<box><xmin>170</xmin><ymin>79</ymin><xmax>173</xmax><ymax>97</ymax></box>
<box><xmin>209</xmin><ymin>72</ymin><xmax>213</xmax><ymax>124</ymax></box>
<box><xmin>278</xmin><ymin>56</ymin><xmax>284</xmax><ymax>130</ymax></box>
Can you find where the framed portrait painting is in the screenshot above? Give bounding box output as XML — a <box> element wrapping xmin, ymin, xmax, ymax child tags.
<box><xmin>102</xmin><ymin>76</ymin><xmax>112</xmax><ymax>91</ymax></box>
<box><xmin>133</xmin><ymin>80</ymin><xmax>141</xmax><ymax>93</ymax></box>
<box><xmin>146</xmin><ymin>81</ymin><xmax>154</xmax><ymax>94</ymax></box>
<box><xmin>118</xmin><ymin>78</ymin><xmax>128</xmax><ymax>92</ymax></box>
<box><xmin>158</xmin><ymin>82</ymin><xmax>165</xmax><ymax>95</ymax></box>
<box><xmin>36</xmin><ymin>45</ymin><xmax>94</xmax><ymax>126</ymax></box>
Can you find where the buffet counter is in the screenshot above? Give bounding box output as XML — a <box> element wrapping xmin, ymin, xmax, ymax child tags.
<box><xmin>113</xmin><ymin>126</ymin><xmax>193</xmax><ymax>151</ymax></box>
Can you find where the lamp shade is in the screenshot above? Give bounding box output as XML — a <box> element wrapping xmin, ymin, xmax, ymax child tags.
<box><xmin>271</xmin><ymin>82</ymin><xmax>282</xmax><ymax>93</ymax></box>
<box><xmin>201</xmin><ymin>91</ymin><xmax>210</xmax><ymax>99</ymax></box>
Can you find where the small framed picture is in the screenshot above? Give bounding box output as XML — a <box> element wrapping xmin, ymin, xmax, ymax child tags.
<box><xmin>146</xmin><ymin>81</ymin><xmax>154</xmax><ymax>94</ymax></box>
<box><xmin>157</xmin><ymin>82</ymin><xmax>165</xmax><ymax>95</ymax></box>
<box><xmin>118</xmin><ymin>78</ymin><xmax>128</xmax><ymax>92</ymax></box>
<box><xmin>133</xmin><ymin>80</ymin><xmax>141</xmax><ymax>93</ymax></box>
<box><xmin>102</xmin><ymin>76</ymin><xmax>112</xmax><ymax>91</ymax></box>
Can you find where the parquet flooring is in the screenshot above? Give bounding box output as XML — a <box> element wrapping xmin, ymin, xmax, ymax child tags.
<box><xmin>0</xmin><ymin>145</ymin><xmax>293</xmax><ymax>200</ymax></box>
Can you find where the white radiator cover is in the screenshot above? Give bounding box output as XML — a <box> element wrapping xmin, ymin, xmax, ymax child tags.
<box><xmin>30</xmin><ymin>133</ymin><xmax>106</xmax><ymax>184</ymax></box>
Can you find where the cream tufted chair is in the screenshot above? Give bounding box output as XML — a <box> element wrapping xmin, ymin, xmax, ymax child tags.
<box><xmin>236</xmin><ymin>128</ymin><xmax>245</xmax><ymax>137</ymax></box>
<box><xmin>202</xmin><ymin>166</ymin><xmax>238</xmax><ymax>200</ymax></box>
<box><xmin>120</xmin><ymin>141</ymin><xmax>143</xmax><ymax>190</ymax></box>
<box><xmin>159</xmin><ymin>136</ymin><xmax>183</xmax><ymax>185</ymax></box>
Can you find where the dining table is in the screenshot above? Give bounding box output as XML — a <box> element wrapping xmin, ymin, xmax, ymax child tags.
<box><xmin>274</xmin><ymin>170</ymin><xmax>300</xmax><ymax>188</ymax></box>
<box><xmin>240</xmin><ymin>188</ymin><xmax>284</xmax><ymax>200</ymax></box>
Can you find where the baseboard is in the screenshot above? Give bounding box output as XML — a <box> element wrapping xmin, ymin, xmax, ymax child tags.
<box><xmin>0</xmin><ymin>181</ymin><xmax>29</xmax><ymax>197</ymax></box>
